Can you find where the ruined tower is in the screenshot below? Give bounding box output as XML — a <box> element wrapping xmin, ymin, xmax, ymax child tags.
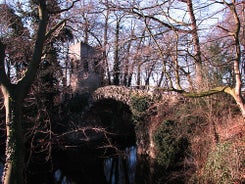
<box><xmin>69</xmin><ymin>42</ymin><xmax>103</xmax><ymax>94</ymax></box>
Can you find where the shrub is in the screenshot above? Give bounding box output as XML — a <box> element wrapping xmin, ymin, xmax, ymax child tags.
<box><xmin>153</xmin><ymin>120</ymin><xmax>189</xmax><ymax>169</ymax></box>
<box><xmin>200</xmin><ymin>138</ymin><xmax>245</xmax><ymax>184</ymax></box>
<box><xmin>130</xmin><ymin>95</ymin><xmax>152</xmax><ymax>122</ymax></box>
<box><xmin>131</xmin><ymin>95</ymin><xmax>151</xmax><ymax>113</ymax></box>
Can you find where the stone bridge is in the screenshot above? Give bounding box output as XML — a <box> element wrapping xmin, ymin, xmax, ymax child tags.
<box><xmin>92</xmin><ymin>85</ymin><xmax>157</xmax><ymax>107</ymax></box>
<box><xmin>91</xmin><ymin>85</ymin><xmax>181</xmax><ymax>158</ymax></box>
<box><xmin>92</xmin><ymin>85</ymin><xmax>179</xmax><ymax>110</ymax></box>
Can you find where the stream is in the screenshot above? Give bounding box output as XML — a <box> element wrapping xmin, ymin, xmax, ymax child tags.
<box><xmin>53</xmin><ymin>146</ymin><xmax>137</xmax><ymax>184</ymax></box>
<box><xmin>0</xmin><ymin>146</ymin><xmax>137</xmax><ymax>184</ymax></box>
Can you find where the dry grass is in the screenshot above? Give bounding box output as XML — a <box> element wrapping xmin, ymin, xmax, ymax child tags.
<box><xmin>217</xmin><ymin>115</ymin><xmax>245</xmax><ymax>141</ymax></box>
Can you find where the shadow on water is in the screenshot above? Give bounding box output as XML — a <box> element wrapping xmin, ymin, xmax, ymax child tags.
<box><xmin>52</xmin><ymin>146</ymin><xmax>137</xmax><ymax>184</ymax></box>
<box><xmin>51</xmin><ymin>146</ymin><xmax>108</xmax><ymax>184</ymax></box>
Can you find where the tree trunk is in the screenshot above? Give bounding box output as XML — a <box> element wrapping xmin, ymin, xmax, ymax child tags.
<box><xmin>103</xmin><ymin>8</ymin><xmax>111</xmax><ymax>85</ymax></box>
<box><xmin>136</xmin><ymin>64</ymin><xmax>141</xmax><ymax>88</ymax></box>
<box><xmin>229</xmin><ymin>1</ymin><xmax>245</xmax><ymax>120</ymax></box>
<box><xmin>186</xmin><ymin>0</ymin><xmax>203</xmax><ymax>86</ymax></box>
<box><xmin>2</xmin><ymin>87</ymin><xmax>25</xmax><ymax>184</ymax></box>
<box><xmin>0</xmin><ymin>2</ymin><xmax>49</xmax><ymax>183</ymax></box>
<box><xmin>113</xmin><ymin>17</ymin><xmax>121</xmax><ymax>85</ymax></box>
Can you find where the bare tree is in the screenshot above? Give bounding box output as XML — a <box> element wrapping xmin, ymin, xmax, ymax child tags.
<box><xmin>0</xmin><ymin>1</ymin><xmax>79</xmax><ymax>183</ymax></box>
<box><xmin>216</xmin><ymin>0</ymin><xmax>245</xmax><ymax>118</ymax></box>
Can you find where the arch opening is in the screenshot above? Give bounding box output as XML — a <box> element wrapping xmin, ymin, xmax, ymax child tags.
<box><xmin>86</xmin><ymin>98</ymin><xmax>136</xmax><ymax>151</ymax></box>
<box><xmin>86</xmin><ymin>98</ymin><xmax>137</xmax><ymax>184</ymax></box>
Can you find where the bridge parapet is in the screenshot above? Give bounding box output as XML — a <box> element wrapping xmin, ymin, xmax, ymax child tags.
<box><xmin>92</xmin><ymin>85</ymin><xmax>155</xmax><ymax>106</ymax></box>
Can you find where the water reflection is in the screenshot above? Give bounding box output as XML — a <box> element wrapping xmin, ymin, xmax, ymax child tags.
<box><xmin>104</xmin><ymin>146</ymin><xmax>137</xmax><ymax>184</ymax></box>
<box><xmin>54</xmin><ymin>169</ymin><xmax>67</xmax><ymax>184</ymax></box>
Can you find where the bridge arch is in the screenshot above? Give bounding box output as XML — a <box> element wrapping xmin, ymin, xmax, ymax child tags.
<box><xmin>88</xmin><ymin>98</ymin><xmax>136</xmax><ymax>148</ymax></box>
<box><xmin>90</xmin><ymin>85</ymin><xmax>160</xmax><ymax>155</ymax></box>
<box><xmin>92</xmin><ymin>85</ymin><xmax>155</xmax><ymax>111</ymax></box>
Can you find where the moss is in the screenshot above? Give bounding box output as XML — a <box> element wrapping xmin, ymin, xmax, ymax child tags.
<box><xmin>181</xmin><ymin>86</ymin><xmax>229</xmax><ymax>98</ymax></box>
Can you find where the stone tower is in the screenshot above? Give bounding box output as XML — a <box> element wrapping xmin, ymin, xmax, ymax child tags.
<box><xmin>69</xmin><ymin>42</ymin><xmax>103</xmax><ymax>94</ymax></box>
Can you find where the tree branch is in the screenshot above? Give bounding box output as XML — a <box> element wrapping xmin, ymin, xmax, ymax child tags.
<box><xmin>156</xmin><ymin>86</ymin><xmax>232</xmax><ymax>98</ymax></box>
<box><xmin>131</xmin><ymin>8</ymin><xmax>190</xmax><ymax>34</ymax></box>
<box><xmin>45</xmin><ymin>19</ymin><xmax>67</xmax><ymax>39</ymax></box>
<box><xmin>19</xmin><ymin>1</ymin><xmax>49</xmax><ymax>93</ymax></box>
<box><xmin>181</xmin><ymin>86</ymin><xmax>229</xmax><ymax>98</ymax></box>
<box><xmin>49</xmin><ymin>0</ymin><xmax>80</xmax><ymax>14</ymax></box>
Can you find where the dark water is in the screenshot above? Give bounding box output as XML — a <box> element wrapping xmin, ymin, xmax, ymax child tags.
<box><xmin>54</xmin><ymin>146</ymin><xmax>137</xmax><ymax>184</ymax></box>
<box><xmin>0</xmin><ymin>146</ymin><xmax>137</xmax><ymax>184</ymax></box>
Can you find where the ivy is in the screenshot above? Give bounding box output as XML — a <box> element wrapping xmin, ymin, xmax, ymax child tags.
<box><xmin>153</xmin><ymin>120</ymin><xmax>189</xmax><ymax>169</ymax></box>
<box><xmin>131</xmin><ymin>95</ymin><xmax>151</xmax><ymax>112</ymax></box>
<box><xmin>130</xmin><ymin>95</ymin><xmax>152</xmax><ymax>122</ymax></box>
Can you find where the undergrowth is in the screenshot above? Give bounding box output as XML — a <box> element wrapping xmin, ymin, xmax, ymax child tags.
<box><xmin>152</xmin><ymin>93</ymin><xmax>244</xmax><ymax>183</ymax></box>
